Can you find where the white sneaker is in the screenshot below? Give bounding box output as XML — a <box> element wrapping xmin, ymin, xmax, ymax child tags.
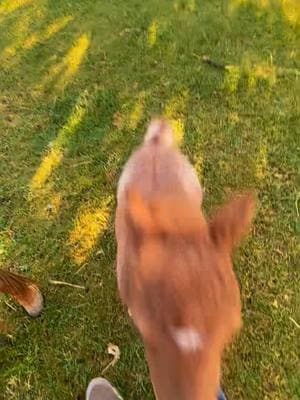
<box><xmin>86</xmin><ymin>378</ymin><xmax>123</xmax><ymax>400</ymax></box>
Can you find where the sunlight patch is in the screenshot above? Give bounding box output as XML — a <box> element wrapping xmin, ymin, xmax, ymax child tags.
<box><xmin>2</xmin><ymin>16</ymin><xmax>72</xmax><ymax>63</ymax></box>
<box><xmin>228</xmin><ymin>0</ymin><xmax>265</xmax><ymax>14</ymax></box>
<box><xmin>193</xmin><ymin>151</ymin><xmax>203</xmax><ymax>181</ymax></box>
<box><xmin>228</xmin><ymin>0</ymin><xmax>299</xmax><ymax>25</ymax></box>
<box><xmin>30</xmin><ymin>148</ymin><xmax>63</xmax><ymax>191</ymax></box>
<box><xmin>148</xmin><ymin>20</ymin><xmax>158</xmax><ymax>47</ymax></box>
<box><xmin>281</xmin><ymin>0</ymin><xmax>299</xmax><ymax>26</ymax></box>
<box><xmin>223</xmin><ymin>58</ymin><xmax>288</xmax><ymax>92</ymax></box>
<box><xmin>40</xmin><ymin>33</ymin><xmax>90</xmax><ymax>92</ymax></box>
<box><xmin>223</xmin><ymin>65</ymin><xmax>241</xmax><ymax>93</ymax></box>
<box><xmin>229</xmin><ymin>111</ymin><xmax>240</xmax><ymax>124</ymax></box>
<box><xmin>187</xmin><ymin>0</ymin><xmax>196</xmax><ymax>12</ymax></box>
<box><xmin>164</xmin><ymin>90</ymin><xmax>189</xmax><ymax>145</ymax></box>
<box><xmin>23</xmin><ymin>16</ymin><xmax>73</xmax><ymax>50</ymax></box>
<box><xmin>68</xmin><ymin>196</ymin><xmax>112</xmax><ymax>265</ymax></box>
<box><xmin>174</xmin><ymin>0</ymin><xmax>196</xmax><ymax>12</ymax></box>
<box><xmin>170</xmin><ymin>119</ymin><xmax>185</xmax><ymax>144</ymax></box>
<box><xmin>46</xmin><ymin>16</ymin><xmax>73</xmax><ymax>37</ymax></box>
<box><xmin>0</xmin><ymin>229</ymin><xmax>13</xmax><ymax>264</ymax></box>
<box><xmin>248</xmin><ymin>64</ymin><xmax>276</xmax><ymax>88</ymax></box>
<box><xmin>113</xmin><ymin>92</ymin><xmax>147</xmax><ymax>131</ymax></box>
<box><xmin>128</xmin><ymin>92</ymin><xmax>146</xmax><ymax>130</ymax></box>
<box><xmin>227</xmin><ymin>0</ymin><xmax>242</xmax><ymax>14</ymax></box>
<box><xmin>1</xmin><ymin>14</ymin><xmax>32</xmax><ymax>59</ymax></box>
<box><xmin>0</xmin><ymin>0</ymin><xmax>33</xmax><ymax>17</ymax></box>
<box><xmin>2</xmin><ymin>45</ymin><xmax>17</xmax><ymax>58</ymax></box>
<box><xmin>60</xmin><ymin>33</ymin><xmax>90</xmax><ymax>82</ymax></box>
<box><xmin>254</xmin><ymin>142</ymin><xmax>268</xmax><ymax>181</ymax></box>
<box><xmin>30</xmin><ymin>97</ymin><xmax>87</xmax><ymax>191</ymax></box>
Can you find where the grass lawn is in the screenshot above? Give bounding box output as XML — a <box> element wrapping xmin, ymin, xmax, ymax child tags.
<box><xmin>0</xmin><ymin>0</ymin><xmax>299</xmax><ymax>399</ymax></box>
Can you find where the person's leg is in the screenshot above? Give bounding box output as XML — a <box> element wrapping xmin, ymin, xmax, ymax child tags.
<box><xmin>86</xmin><ymin>378</ymin><xmax>123</xmax><ymax>400</ymax></box>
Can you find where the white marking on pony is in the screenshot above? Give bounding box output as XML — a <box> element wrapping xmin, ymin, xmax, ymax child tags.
<box><xmin>172</xmin><ymin>327</ymin><xmax>203</xmax><ymax>352</ymax></box>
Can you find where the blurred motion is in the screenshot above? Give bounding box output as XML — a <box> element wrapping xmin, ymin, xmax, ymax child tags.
<box><xmin>116</xmin><ymin>119</ymin><xmax>255</xmax><ymax>399</ymax></box>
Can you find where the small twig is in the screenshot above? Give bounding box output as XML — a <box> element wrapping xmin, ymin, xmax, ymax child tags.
<box><xmin>201</xmin><ymin>55</ymin><xmax>227</xmax><ymax>70</ymax></box>
<box><xmin>4</xmin><ymin>301</ymin><xmax>17</xmax><ymax>311</ymax></box>
<box><xmin>289</xmin><ymin>317</ymin><xmax>300</xmax><ymax>329</ymax></box>
<box><xmin>295</xmin><ymin>194</ymin><xmax>299</xmax><ymax>218</ymax></box>
<box><xmin>275</xmin><ymin>248</ymin><xmax>284</xmax><ymax>257</ymax></box>
<box><xmin>200</xmin><ymin>55</ymin><xmax>300</xmax><ymax>78</ymax></box>
<box><xmin>75</xmin><ymin>263</ymin><xmax>88</xmax><ymax>275</ymax></box>
<box><xmin>73</xmin><ymin>303</ymin><xmax>88</xmax><ymax>309</ymax></box>
<box><xmin>68</xmin><ymin>160</ymin><xmax>93</xmax><ymax>168</ymax></box>
<box><xmin>48</xmin><ymin>279</ymin><xmax>85</xmax><ymax>290</ymax></box>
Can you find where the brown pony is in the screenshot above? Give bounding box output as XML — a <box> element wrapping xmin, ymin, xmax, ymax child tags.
<box><xmin>115</xmin><ymin>119</ymin><xmax>255</xmax><ymax>399</ymax></box>
<box><xmin>0</xmin><ymin>269</ymin><xmax>43</xmax><ymax>317</ymax></box>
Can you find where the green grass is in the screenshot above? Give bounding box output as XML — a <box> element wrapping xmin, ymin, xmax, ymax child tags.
<box><xmin>0</xmin><ymin>0</ymin><xmax>299</xmax><ymax>399</ymax></box>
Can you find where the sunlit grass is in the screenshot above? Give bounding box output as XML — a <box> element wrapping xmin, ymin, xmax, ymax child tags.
<box><xmin>128</xmin><ymin>92</ymin><xmax>146</xmax><ymax>130</ymax></box>
<box><xmin>1</xmin><ymin>16</ymin><xmax>73</xmax><ymax>62</ymax></box>
<box><xmin>59</xmin><ymin>33</ymin><xmax>90</xmax><ymax>84</ymax></box>
<box><xmin>254</xmin><ymin>141</ymin><xmax>268</xmax><ymax>181</ymax></box>
<box><xmin>281</xmin><ymin>0</ymin><xmax>300</xmax><ymax>26</ymax></box>
<box><xmin>192</xmin><ymin>150</ymin><xmax>204</xmax><ymax>181</ymax></box>
<box><xmin>169</xmin><ymin>118</ymin><xmax>185</xmax><ymax>144</ymax></box>
<box><xmin>0</xmin><ymin>0</ymin><xmax>33</xmax><ymax>17</ymax></box>
<box><xmin>68</xmin><ymin>196</ymin><xmax>112</xmax><ymax>265</ymax></box>
<box><xmin>29</xmin><ymin>185</ymin><xmax>63</xmax><ymax>219</ymax></box>
<box><xmin>188</xmin><ymin>0</ymin><xmax>196</xmax><ymax>12</ymax></box>
<box><xmin>30</xmin><ymin>96</ymin><xmax>87</xmax><ymax>191</ymax></box>
<box><xmin>223</xmin><ymin>65</ymin><xmax>241</xmax><ymax>93</ymax></box>
<box><xmin>223</xmin><ymin>60</ymin><xmax>278</xmax><ymax>92</ymax></box>
<box><xmin>229</xmin><ymin>0</ymin><xmax>300</xmax><ymax>25</ymax></box>
<box><xmin>147</xmin><ymin>19</ymin><xmax>158</xmax><ymax>47</ymax></box>
<box><xmin>229</xmin><ymin>0</ymin><xmax>268</xmax><ymax>14</ymax></box>
<box><xmin>113</xmin><ymin>92</ymin><xmax>147</xmax><ymax>131</ymax></box>
<box><xmin>164</xmin><ymin>90</ymin><xmax>189</xmax><ymax>145</ymax></box>
<box><xmin>0</xmin><ymin>230</ymin><xmax>12</xmax><ymax>264</ymax></box>
<box><xmin>248</xmin><ymin>64</ymin><xmax>276</xmax><ymax>88</ymax></box>
<box><xmin>173</xmin><ymin>0</ymin><xmax>196</xmax><ymax>12</ymax></box>
<box><xmin>1</xmin><ymin>14</ymin><xmax>33</xmax><ymax>59</ymax></box>
<box><xmin>23</xmin><ymin>16</ymin><xmax>73</xmax><ymax>50</ymax></box>
<box><xmin>31</xmin><ymin>148</ymin><xmax>62</xmax><ymax>191</ymax></box>
<box><xmin>40</xmin><ymin>33</ymin><xmax>90</xmax><ymax>92</ymax></box>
